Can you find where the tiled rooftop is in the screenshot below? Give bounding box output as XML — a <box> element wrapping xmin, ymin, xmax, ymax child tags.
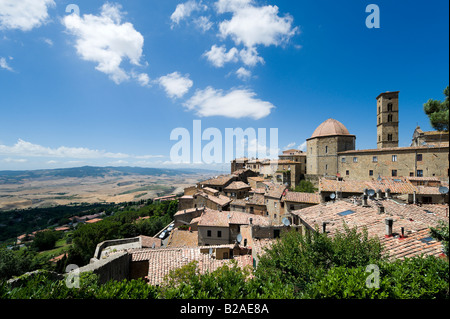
<box><xmin>130</xmin><ymin>246</ymin><xmax>253</xmax><ymax>286</ymax></box>
<box><xmin>284</xmin><ymin>191</ymin><xmax>321</xmax><ymax>204</ymax></box>
<box><xmin>224</xmin><ymin>181</ymin><xmax>251</xmax><ymax>190</ymax></box>
<box><xmin>166</xmin><ymin>229</ymin><xmax>199</xmax><ymax>248</ymax></box>
<box><xmin>319</xmin><ymin>176</ymin><xmax>443</xmax><ymax>195</ymax></box>
<box><xmin>197</xmin><ymin>208</ymin><xmax>271</xmax><ymax>228</ymax></box>
<box><xmin>290</xmin><ymin>199</ymin><xmax>448</xmax><ymax>259</ymax></box>
<box><xmin>380</xmin><ymin>228</ymin><xmax>444</xmax><ymax>260</ymax></box>
<box><xmin>200</xmin><ymin>175</ymin><xmax>235</xmax><ymax>186</ymax></box>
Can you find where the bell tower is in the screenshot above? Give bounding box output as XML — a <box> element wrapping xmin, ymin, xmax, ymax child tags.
<box><xmin>376</xmin><ymin>91</ymin><xmax>399</xmax><ymax>149</ymax></box>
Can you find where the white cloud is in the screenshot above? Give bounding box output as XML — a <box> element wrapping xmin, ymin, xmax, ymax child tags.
<box><xmin>298</xmin><ymin>141</ymin><xmax>307</xmax><ymax>151</ymax></box>
<box><xmin>203</xmin><ymin>45</ymin><xmax>239</xmax><ymax>67</ymax></box>
<box><xmin>133</xmin><ymin>72</ymin><xmax>151</xmax><ymax>87</ymax></box>
<box><xmin>235</xmin><ymin>67</ymin><xmax>251</xmax><ymax>80</ymax></box>
<box><xmin>184</xmin><ymin>86</ymin><xmax>275</xmax><ymax>120</ymax></box>
<box><xmin>283</xmin><ymin>142</ymin><xmax>296</xmax><ymax>150</ymax></box>
<box><xmin>0</xmin><ymin>0</ymin><xmax>55</xmax><ymax>31</ymax></box>
<box><xmin>3</xmin><ymin>158</ymin><xmax>27</xmax><ymax>163</ymax></box>
<box><xmin>215</xmin><ymin>0</ymin><xmax>253</xmax><ymax>14</ymax></box>
<box><xmin>194</xmin><ymin>16</ymin><xmax>213</xmax><ymax>32</ymax></box>
<box><xmin>62</xmin><ymin>3</ymin><xmax>146</xmax><ymax>85</ymax></box>
<box><xmin>158</xmin><ymin>72</ymin><xmax>193</xmax><ymax>99</ymax></box>
<box><xmin>0</xmin><ymin>57</ymin><xmax>13</xmax><ymax>71</ymax></box>
<box><xmin>239</xmin><ymin>47</ymin><xmax>264</xmax><ymax>66</ymax></box>
<box><xmin>218</xmin><ymin>1</ymin><xmax>298</xmax><ymax>48</ymax></box>
<box><xmin>0</xmin><ymin>139</ymin><xmax>163</xmax><ymax>160</ymax></box>
<box><xmin>171</xmin><ymin>0</ymin><xmax>207</xmax><ymax>27</ymax></box>
<box><xmin>43</xmin><ymin>38</ymin><xmax>53</xmax><ymax>46</ymax></box>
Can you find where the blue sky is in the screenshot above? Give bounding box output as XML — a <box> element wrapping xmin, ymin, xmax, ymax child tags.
<box><xmin>0</xmin><ymin>0</ymin><xmax>448</xmax><ymax>172</ymax></box>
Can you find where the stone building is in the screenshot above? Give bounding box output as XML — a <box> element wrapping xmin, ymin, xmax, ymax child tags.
<box><xmin>377</xmin><ymin>91</ymin><xmax>400</xmax><ymax>149</ymax></box>
<box><xmin>305</xmin><ymin>118</ymin><xmax>356</xmax><ymax>181</ymax></box>
<box><xmin>305</xmin><ymin>91</ymin><xmax>449</xmax><ymax>182</ymax></box>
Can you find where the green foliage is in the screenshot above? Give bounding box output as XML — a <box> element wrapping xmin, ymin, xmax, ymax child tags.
<box><xmin>1</xmin><ymin>272</ymin><xmax>158</xmax><ymax>299</ymax></box>
<box><xmin>158</xmin><ymin>261</ymin><xmax>294</xmax><ymax>299</ymax></box>
<box><xmin>67</xmin><ymin>200</ymin><xmax>178</xmax><ymax>266</ymax></box>
<box><xmin>0</xmin><ymin>248</ymin><xmax>36</xmax><ymax>280</ymax></box>
<box><xmin>430</xmin><ymin>222</ymin><xmax>449</xmax><ymax>256</ymax></box>
<box><xmin>257</xmin><ymin>226</ymin><xmax>386</xmax><ymax>295</ymax></box>
<box><xmin>32</xmin><ymin>230</ymin><xmax>60</xmax><ymax>251</ymax></box>
<box><xmin>291</xmin><ymin>180</ymin><xmax>317</xmax><ymax>193</ymax></box>
<box><xmin>423</xmin><ymin>85</ymin><xmax>449</xmax><ymax>132</ymax></box>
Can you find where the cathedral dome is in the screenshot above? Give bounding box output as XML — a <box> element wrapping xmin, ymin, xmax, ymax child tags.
<box><xmin>310</xmin><ymin>118</ymin><xmax>352</xmax><ymax>139</ymax></box>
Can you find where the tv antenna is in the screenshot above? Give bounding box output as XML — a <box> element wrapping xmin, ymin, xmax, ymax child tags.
<box><xmin>367</xmin><ymin>189</ymin><xmax>376</xmax><ymax>198</ymax></box>
<box><xmin>439</xmin><ymin>186</ymin><xmax>449</xmax><ymax>195</ymax></box>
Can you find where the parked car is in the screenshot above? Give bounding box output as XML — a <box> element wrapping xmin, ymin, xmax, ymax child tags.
<box><xmin>167</xmin><ymin>225</ymin><xmax>174</xmax><ymax>232</ymax></box>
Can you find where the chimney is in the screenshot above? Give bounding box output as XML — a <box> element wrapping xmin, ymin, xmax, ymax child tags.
<box><xmin>385</xmin><ymin>188</ymin><xmax>391</xmax><ymax>199</ymax></box>
<box><xmin>362</xmin><ymin>195</ymin><xmax>370</xmax><ymax>207</ymax></box>
<box><xmin>376</xmin><ymin>189</ymin><xmax>383</xmax><ymax>200</ymax></box>
<box><xmin>249</xmin><ymin>217</ymin><xmax>253</xmax><ymax>225</ymax></box>
<box><xmin>378</xmin><ymin>206</ymin><xmax>385</xmax><ymax>214</ymax></box>
<box><xmin>400</xmin><ymin>227</ymin><xmax>405</xmax><ymax>239</ymax></box>
<box><xmin>413</xmin><ymin>191</ymin><xmax>417</xmax><ymax>204</ymax></box>
<box><xmin>385</xmin><ymin>218</ymin><xmax>393</xmax><ymax>237</ymax></box>
<box><xmin>322</xmin><ymin>221</ymin><xmax>329</xmax><ymax>233</ymax></box>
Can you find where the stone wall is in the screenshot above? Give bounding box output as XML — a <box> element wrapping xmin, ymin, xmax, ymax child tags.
<box><xmin>338</xmin><ymin>146</ymin><xmax>449</xmax><ymax>180</ymax></box>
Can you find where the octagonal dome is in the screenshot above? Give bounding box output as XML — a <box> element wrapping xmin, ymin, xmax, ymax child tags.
<box><xmin>310</xmin><ymin>119</ymin><xmax>352</xmax><ymax>139</ymax></box>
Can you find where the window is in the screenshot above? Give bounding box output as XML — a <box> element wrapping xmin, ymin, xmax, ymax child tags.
<box><xmin>346</xmin><ymin>170</ymin><xmax>350</xmax><ymax>176</ymax></box>
<box><xmin>388</xmin><ymin>103</ymin><xmax>393</xmax><ymax>111</ymax></box>
<box><xmin>392</xmin><ymin>170</ymin><xmax>398</xmax><ymax>177</ymax></box>
<box><xmin>373</xmin><ymin>156</ymin><xmax>378</xmax><ymax>163</ymax></box>
<box><xmin>274</xmin><ymin>202</ymin><xmax>277</xmax><ymax>208</ymax></box>
<box><xmin>388</xmin><ymin>134</ymin><xmax>393</xmax><ymax>141</ymax></box>
<box><xmin>369</xmin><ymin>170</ymin><xmax>374</xmax><ymax>176</ymax></box>
<box><xmin>207</xmin><ymin>230</ymin><xmax>212</xmax><ymax>237</ymax></box>
<box><xmin>416</xmin><ymin>154</ymin><xmax>423</xmax><ymax>161</ymax></box>
<box><xmin>417</xmin><ymin>170</ymin><xmax>423</xmax><ymax>177</ymax></box>
<box><xmin>341</xmin><ymin>157</ymin><xmax>346</xmax><ymax>163</ymax></box>
<box><xmin>325</xmin><ymin>164</ymin><xmax>328</xmax><ymax>171</ymax></box>
<box><xmin>290</xmin><ymin>205</ymin><xmax>295</xmax><ymax>211</ymax></box>
<box><xmin>392</xmin><ymin>155</ymin><xmax>397</xmax><ymax>162</ymax></box>
<box><xmin>388</xmin><ymin>114</ymin><xmax>393</xmax><ymax>122</ymax></box>
<box><xmin>410</xmin><ymin>172</ymin><xmax>414</xmax><ymax>177</ymax></box>
<box><xmin>353</xmin><ymin>157</ymin><xmax>358</xmax><ymax>163</ymax></box>
<box><xmin>217</xmin><ymin>231</ymin><xmax>222</xmax><ymax>238</ymax></box>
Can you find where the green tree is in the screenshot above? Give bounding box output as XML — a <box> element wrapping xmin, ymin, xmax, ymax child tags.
<box><xmin>32</xmin><ymin>230</ymin><xmax>60</xmax><ymax>251</ymax></box>
<box><xmin>430</xmin><ymin>221</ymin><xmax>449</xmax><ymax>256</ymax></box>
<box><xmin>423</xmin><ymin>85</ymin><xmax>449</xmax><ymax>132</ymax></box>
<box><xmin>292</xmin><ymin>180</ymin><xmax>317</xmax><ymax>193</ymax></box>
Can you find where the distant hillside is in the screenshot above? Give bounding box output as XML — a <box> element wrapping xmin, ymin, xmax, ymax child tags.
<box><xmin>0</xmin><ymin>166</ymin><xmax>218</xmax><ymax>184</ymax></box>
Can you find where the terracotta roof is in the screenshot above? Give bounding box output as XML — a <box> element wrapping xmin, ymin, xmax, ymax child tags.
<box><xmin>284</xmin><ymin>191</ymin><xmax>320</xmax><ymax>204</ymax></box>
<box><xmin>197</xmin><ymin>209</ymin><xmax>270</xmax><ymax>228</ymax></box>
<box><xmin>197</xmin><ymin>192</ymin><xmax>232</xmax><ymax>207</ymax></box>
<box><xmin>85</xmin><ymin>218</ymin><xmax>102</xmax><ymax>224</ymax></box>
<box><xmin>319</xmin><ymin>176</ymin><xmax>419</xmax><ymax>195</ymax></box>
<box><xmin>380</xmin><ymin>228</ymin><xmax>444</xmax><ymax>260</ymax></box>
<box><xmin>265</xmin><ymin>185</ymin><xmax>287</xmax><ymax>199</ymax></box>
<box><xmin>224</xmin><ymin>181</ymin><xmax>251</xmax><ymax>190</ymax></box>
<box><xmin>130</xmin><ymin>246</ymin><xmax>253</xmax><ymax>286</ymax></box>
<box><xmin>246</xmin><ymin>194</ymin><xmax>266</xmax><ymax>206</ymax></box>
<box><xmin>290</xmin><ymin>199</ymin><xmax>447</xmax><ymax>259</ymax></box>
<box><xmin>166</xmin><ymin>229</ymin><xmax>198</xmax><ymax>247</ymax></box>
<box><xmin>200</xmin><ymin>175</ymin><xmax>235</xmax><ymax>186</ymax></box>
<box><xmin>174</xmin><ymin>207</ymin><xmax>205</xmax><ymax>216</ymax></box>
<box><xmin>310</xmin><ymin>118</ymin><xmax>353</xmax><ymax>139</ymax></box>
<box><xmin>139</xmin><ymin>235</ymin><xmax>162</xmax><ymax>248</ymax></box>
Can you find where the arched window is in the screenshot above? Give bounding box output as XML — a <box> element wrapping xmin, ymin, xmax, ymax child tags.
<box><xmin>387</xmin><ymin>103</ymin><xmax>393</xmax><ymax>112</ymax></box>
<box><xmin>388</xmin><ymin>114</ymin><xmax>393</xmax><ymax>122</ymax></box>
<box><xmin>325</xmin><ymin>146</ymin><xmax>328</xmax><ymax>154</ymax></box>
